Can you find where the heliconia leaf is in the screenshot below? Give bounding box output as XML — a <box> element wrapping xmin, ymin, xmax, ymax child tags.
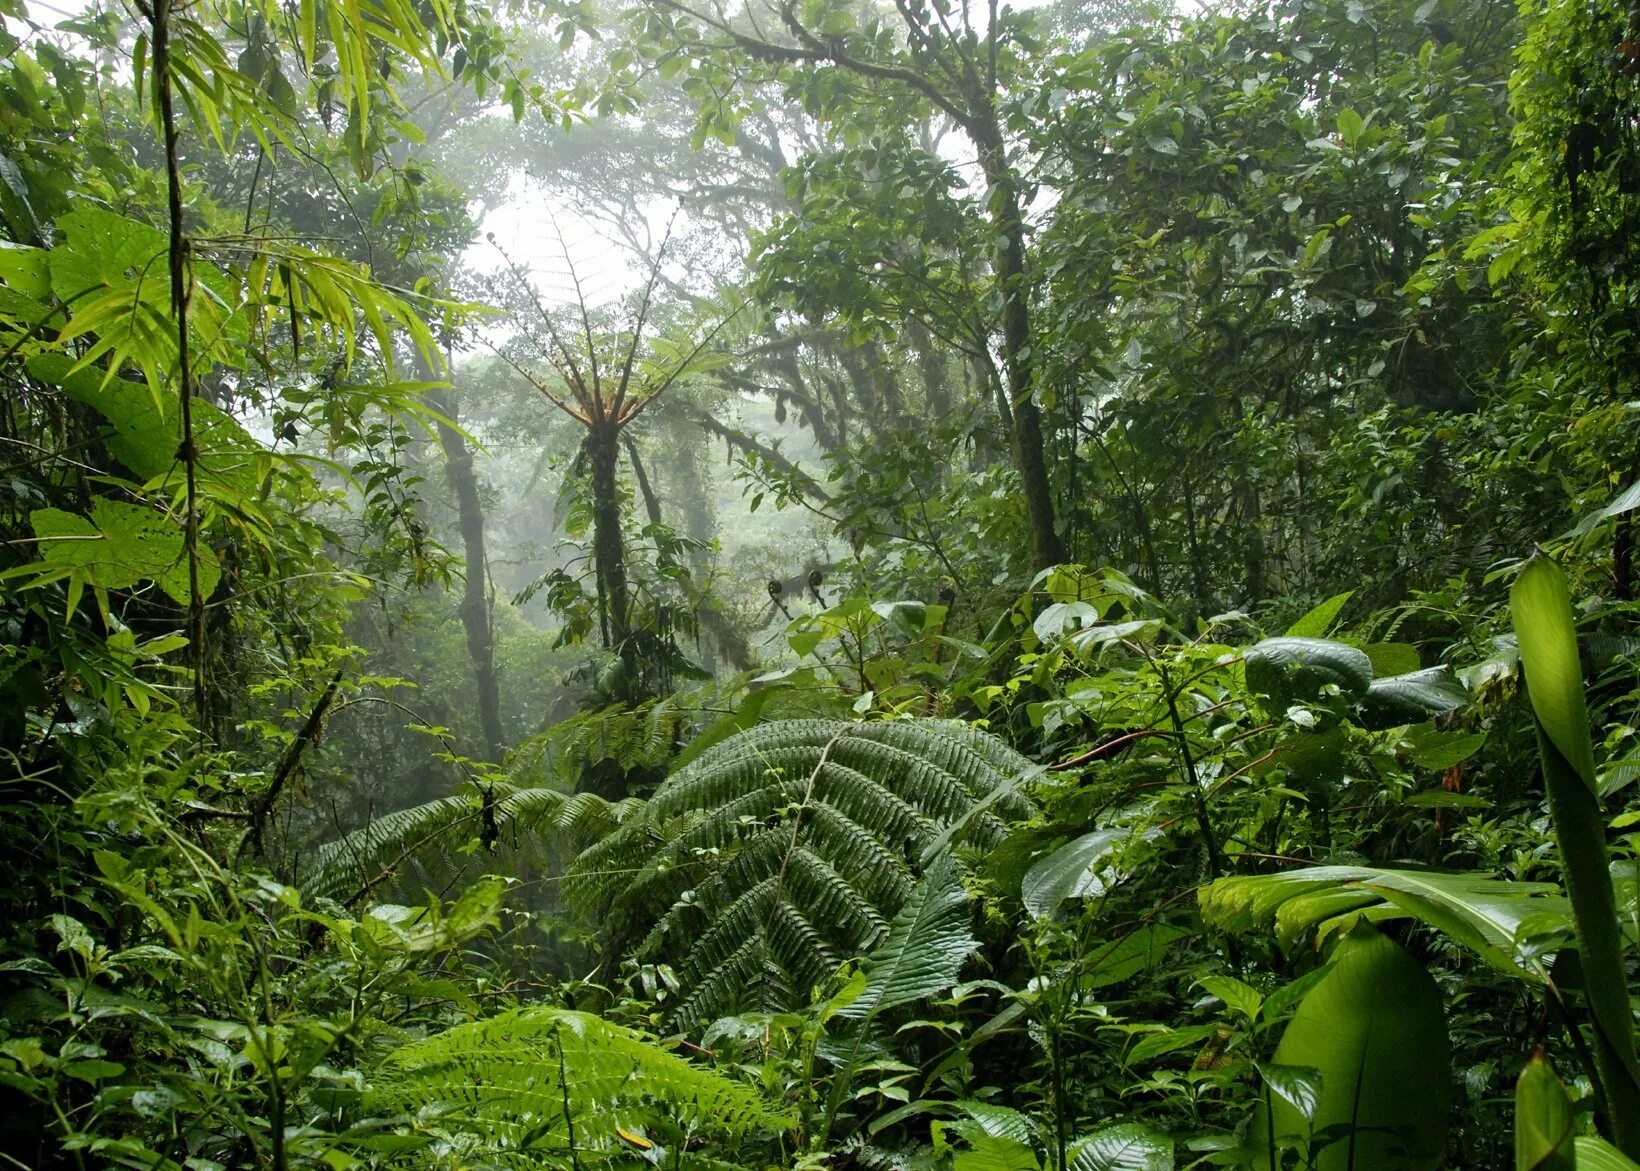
<box><xmin>1575</xmin><ymin>1136</ymin><xmax>1640</xmax><ymax>1170</ymax></box>
<box><xmin>1251</xmin><ymin>925</ymin><xmax>1449</xmax><ymax>1170</ymax></box>
<box><xmin>1515</xmin><ymin>1051</ymin><xmax>1576</xmax><ymax>1171</ymax></box>
<box><xmin>1511</xmin><ymin>556</ymin><xmax>1597</xmax><ymax>790</ymax></box>
<box><xmin>1200</xmin><ymin>864</ymin><xmax>1567</xmax><ymax>980</ymax></box>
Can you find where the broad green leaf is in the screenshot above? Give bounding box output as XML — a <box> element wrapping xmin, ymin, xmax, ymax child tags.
<box><xmin>1515</xmin><ymin>1052</ymin><xmax>1576</xmax><ymax>1171</ymax></box>
<box><xmin>1083</xmin><ymin>924</ymin><xmax>1191</xmax><ymax>989</ymax></box>
<box><xmin>1564</xmin><ymin>477</ymin><xmax>1640</xmax><ymax>540</ymax></box>
<box><xmin>1244</xmin><ymin>638</ymin><xmax>1372</xmax><ymax>708</ymax></box>
<box><xmin>1200</xmin><ymin>865</ymin><xmax>1566</xmax><ymax>979</ymax></box>
<box><xmin>1021</xmin><ymin>827</ymin><xmax>1128</xmax><ymax>919</ymax></box>
<box><xmin>1251</xmin><ymin>926</ymin><xmax>1449</xmax><ymax>1170</ymax></box>
<box><xmin>1576</xmin><ymin>1137</ymin><xmax>1640</xmax><ymax>1170</ymax></box>
<box><xmin>1068</xmin><ymin>1123</ymin><xmax>1173</xmax><ymax>1171</ymax></box>
<box><xmin>955</xmin><ymin>1134</ymin><xmax>1039</xmax><ymax>1171</ymax></box>
<box><xmin>1284</xmin><ymin>591</ymin><xmax>1352</xmax><ymax>638</ymax></box>
<box><xmin>1258</xmin><ymin>1063</ymin><xmax>1323</xmax><ymax>1126</ymax></box>
<box><xmin>28</xmin><ymin>354</ymin><xmax>264</xmax><ymax>492</ymax></box>
<box><xmin>1401</xmin><ymin>726</ymin><xmax>1488</xmax><ymax>771</ymax></box>
<box><xmin>1359</xmin><ymin>667</ymin><xmax>1469</xmax><ymax>728</ymax></box>
<box><xmin>1362</xmin><ymin>641</ymin><xmax>1422</xmax><ymax>677</ymax></box>
<box><xmin>29</xmin><ymin>499</ymin><xmax>220</xmax><ymax>608</ymax></box>
<box><xmin>1200</xmin><ymin>975</ymin><xmax>1262</xmax><ymax>1021</ymax></box>
<box><xmin>839</xmin><ymin>852</ymin><xmax>976</xmax><ymax>1019</ymax></box>
<box><xmin>1511</xmin><ymin>556</ymin><xmax>1597</xmax><ymax>790</ymax></box>
<box><xmin>1336</xmin><ymin>107</ymin><xmax>1365</xmax><ymax>145</ymax></box>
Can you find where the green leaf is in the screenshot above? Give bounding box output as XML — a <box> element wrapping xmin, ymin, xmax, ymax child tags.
<box><xmin>1200</xmin><ymin>975</ymin><xmax>1262</xmax><ymax>1021</ymax></box>
<box><xmin>1575</xmin><ymin>1137</ymin><xmax>1640</xmax><ymax>1170</ymax></box>
<box><xmin>28</xmin><ymin>499</ymin><xmax>219</xmax><ymax>608</ymax></box>
<box><xmin>1362</xmin><ymin>642</ymin><xmax>1423</xmax><ymax>677</ymax></box>
<box><xmin>1245</xmin><ymin>637</ymin><xmax>1373</xmax><ymax>707</ymax></box>
<box><xmin>955</xmin><ymin>1135</ymin><xmax>1040</xmax><ymax>1171</ymax></box>
<box><xmin>1068</xmin><ymin>1123</ymin><xmax>1173</xmax><ymax>1170</ymax></box>
<box><xmin>28</xmin><ymin>354</ymin><xmax>263</xmax><ymax>492</ymax></box>
<box><xmin>1511</xmin><ymin>556</ymin><xmax>1597</xmax><ymax>790</ymax></box>
<box><xmin>1515</xmin><ymin>1052</ymin><xmax>1576</xmax><ymax>1171</ymax></box>
<box><xmin>1251</xmin><ymin>926</ymin><xmax>1449</xmax><ymax>1170</ymax></box>
<box><xmin>1258</xmin><ymin>1063</ymin><xmax>1323</xmax><ymax>1126</ymax></box>
<box><xmin>1284</xmin><ymin>592</ymin><xmax>1352</xmax><ymax>638</ymax></box>
<box><xmin>1359</xmin><ymin>668</ymin><xmax>1469</xmax><ymax>728</ymax></box>
<box><xmin>371</xmin><ymin>1006</ymin><xmax>792</xmax><ymax>1148</ymax></box>
<box><xmin>1021</xmin><ymin>827</ymin><xmax>1129</xmax><ymax>919</ymax></box>
<box><xmin>1401</xmin><ymin>726</ymin><xmax>1488</xmax><ymax>770</ymax></box>
<box><xmin>840</xmin><ymin>852</ymin><xmax>976</xmax><ymax>1019</ymax></box>
<box><xmin>1337</xmin><ymin>107</ymin><xmax>1365</xmax><ymax>145</ymax></box>
<box><xmin>1200</xmin><ymin>864</ymin><xmax>1567</xmax><ymax>979</ymax></box>
<box><xmin>1083</xmin><ymin>925</ymin><xmax>1190</xmax><ymax>989</ymax></box>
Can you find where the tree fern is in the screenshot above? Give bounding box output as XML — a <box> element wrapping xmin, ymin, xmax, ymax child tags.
<box><xmin>566</xmin><ymin>718</ymin><xmax>1033</xmax><ymax>1025</ymax></box>
<box><xmin>302</xmin><ymin>784</ymin><xmax>634</xmax><ymax>904</ymax></box>
<box><xmin>367</xmin><ymin>1005</ymin><xmax>791</xmax><ymax>1166</ymax></box>
<box><xmin>511</xmin><ymin>697</ymin><xmax>685</xmax><ymax>788</ymax></box>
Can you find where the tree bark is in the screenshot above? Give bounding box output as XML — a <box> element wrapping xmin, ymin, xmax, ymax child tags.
<box><xmin>586</xmin><ymin>422</ymin><xmax>631</xmax><ymax>659</ymax></box>
<box><xmin>428</xmin><ymin>381</ymin><xmax>505</xmax><ymax>765</ymax></box>
<box><xmin>971</xmin><ymin>110</ymin><xmax>1065</xmax><ymax>570</ymax></box>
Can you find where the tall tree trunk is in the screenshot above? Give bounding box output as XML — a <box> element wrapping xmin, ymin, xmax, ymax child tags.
<box><xmin>971</xmin><ymin>109</ymin><xmax>1064</xmax><ymax>570</ymax></box>
<box><xmin>586</xmin><ymin>422</ymin><xmax>631</xmax><ymax>659</ymax></box>
<box><xmin>424</xmin><ymin>363</ymin><xmax>504</xmax><ymax>765</ymax></box>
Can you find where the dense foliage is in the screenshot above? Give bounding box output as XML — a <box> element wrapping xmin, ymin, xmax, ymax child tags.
<box><xmin>2</xmin><ymin>0</ymin><xmax>1639</xmax><ymax>1165</ymax></box>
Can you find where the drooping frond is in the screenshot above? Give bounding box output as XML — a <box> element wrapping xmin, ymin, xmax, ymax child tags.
<box><xmin>566</xmin><ymin>718</ymin><xmax>1033</xmax><ymax>1025</ymax></box>
<box><xmin>301</xmin><ymin>785</ymin><xmax>634</xmax><ymax>904</ymax></box>
<box><xmin>511</xmin><ymin>697</ymin><xmax>685</xmax><ymax>788</ymax></box>
<box><xmin>367</xmin><ymin>1006</ymin><xmax>792</xmax><ymax>1166</ymax></box>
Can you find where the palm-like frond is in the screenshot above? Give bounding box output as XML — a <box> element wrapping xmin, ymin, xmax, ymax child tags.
<box><xmin>368</xmin><ymin>1006</ymin><xmax>791</xmax><ymax>1165</ymax></box>
<box><xmin>566</xmin><ymin>718</ymin><xmax>1033</xmax><ymax>1025</ymax></box>
<box><xmin>301</xmin><ymin>785</ymin><xmax>634</xmax><ymax>904</ymax></box>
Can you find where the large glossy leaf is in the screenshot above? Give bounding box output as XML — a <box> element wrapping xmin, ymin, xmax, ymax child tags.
<box><xmin>1068</xmin><ymin>1123</ymin><xmax>1173</xmax><ymax>1171</ymax></box>
<box><xmin>1021</xmin><ymin>827</ymin><xmax>1128</xmax><ymax>919</ymax></box>
<box><xmin>1359</xmin><ymin>668</ymin><xmax>1470</xmax><ymax>728</ymax></box>
<box><xmin>1511</xmin><ymin>556</ymin><xmax>1597</xmax><ymax>788</ymax></box>
<box><xmin>1284</xmin><ymin>592</ymin><xmax>1353</xmax><ymax>638</ymax></box>
<box><xmin>1251</xmin><ymin>926</ymin><xmax>1449</xmax><ymax>1170</ymax></box>
<box><xmin>1200</xmin><ymin>865</ymin><xmax>1567</xmax><ymax>980</ymax></box>
<box><xmin>837</xmin><ymin>851</ymin><xmax>976</xmax><ymax>1019</ymax></box>
<box><xmin>1576</xmin><ymin>1137</ymin><xmax>1640</xmax><ymax>1170</ymax></box>
<box><xmin>1515</xmin><ymin>1052</ymin><xmax>1575</xmax><ymax>1171</ymax></box>
<box><xmin>1244</xmin><ymin>637</ymin><xmax>1372</xmax><ymax>708</ymax></box>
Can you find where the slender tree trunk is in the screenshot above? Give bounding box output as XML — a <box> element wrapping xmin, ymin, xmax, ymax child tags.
<box><xmin>971</xmin><ymin>111</ymin><xmax>1064</xmax><ymax>569</ymax></box>
<box><xmin>586</xmin><ymin>422</ymin><xmax>630</xmax><ymax>659</ymax></box>
<box><xmin>427</xmin><ymin>374</ymin><xmax>505</xmax><ymax>764</ymax></box>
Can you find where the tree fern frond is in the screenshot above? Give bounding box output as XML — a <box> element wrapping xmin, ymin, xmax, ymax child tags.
<box><xmin>302</xmin><ymin>785</ymin><xmax>629</xmax><ymax>905</ymax></box>
<box><xmin>368</xmin><ymin>1006</ymin><xmax>791</xmax><ymax>1163</ymax></box>
<box><xmin>570</xmin><ymin>718</ymin><xmax>1033</xmax><ymax>1024</ymax></box>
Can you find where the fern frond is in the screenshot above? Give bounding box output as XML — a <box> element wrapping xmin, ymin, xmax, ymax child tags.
<box><xmin>368</xmin><ymin>1006</ymin><xmax>791</xmax><ymax>1164</ymax></box>
<box><xmin>569</xmin><ymin>718</ymin><xmax>1034</xmax><ymax>1024</ymax></box>
<box><xmin>302</xmin><ymin>785</ymin><xmax>630</xmax><ymax>904</ymax></box>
